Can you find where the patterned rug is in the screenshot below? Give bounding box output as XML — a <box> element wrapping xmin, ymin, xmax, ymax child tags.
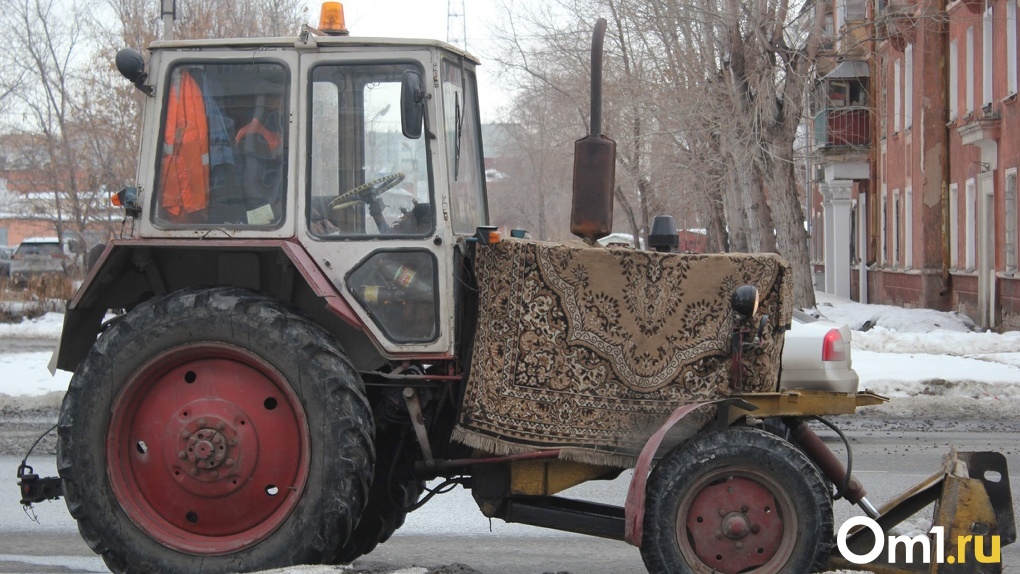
<box><xmin>452</xmin><ymin>239</ymin><xmax>793</xmax><ymax>466</ymax></box>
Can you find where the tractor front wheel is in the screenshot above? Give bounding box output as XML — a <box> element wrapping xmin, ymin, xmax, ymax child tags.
<box><xmin>641</xmin><ymin>427</ymin><xmax>833</xmax><ymax>574</ymax></box>
<box><xmin>57</xmin><ymin>287</ymin><xmax>374</xmax><ymax>573</ymax></box>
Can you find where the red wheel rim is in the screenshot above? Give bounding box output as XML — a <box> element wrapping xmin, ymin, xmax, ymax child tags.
<box><xmin>677</xmin><ymin>467</ymin><xmax>797</xmax><ymax>574</ymax></box>
<box><xmin>107</xmin><ymin>343</ymin><xmax>310</xmax><ymax>555</ymax></box>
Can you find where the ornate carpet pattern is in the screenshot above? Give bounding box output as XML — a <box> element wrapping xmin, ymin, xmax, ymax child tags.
<box><xmin>452</xmin><ymin>239</ymin><xmax>793</xmax><ymax>466</ymax></box>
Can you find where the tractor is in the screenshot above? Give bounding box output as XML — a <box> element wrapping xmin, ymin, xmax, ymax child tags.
<box><xmin>17</xmin><ymin>4</ymin><xmax>1014</xmax><ymax>573</ymax></box>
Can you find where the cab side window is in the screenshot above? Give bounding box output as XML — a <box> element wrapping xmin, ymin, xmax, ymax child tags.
<box><xmin>441</xmin><ymin>61</ymin><xmax>486</xmax><ymax>234</ymax></box>
<box><xmin>154</xmin><ymin>62</ymin><xmax>288</xmax><ymax>227</ymax></box>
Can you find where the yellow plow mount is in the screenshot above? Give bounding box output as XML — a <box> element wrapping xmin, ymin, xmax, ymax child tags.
<box><xmin>829</xmin><ymin>450</ymin><xmax>1015</xmax><ymax>573</ymax></box>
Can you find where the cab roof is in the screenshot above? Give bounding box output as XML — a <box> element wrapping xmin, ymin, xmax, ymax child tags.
<box><xmin>148</xmin><ymin>33</ymin><xmax>481</xmax><ymax>65</ymax></box>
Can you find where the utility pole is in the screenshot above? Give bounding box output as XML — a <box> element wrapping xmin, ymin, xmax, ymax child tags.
<box><xmin>161</xmin><ymin>0</ymin><xmax>176</xmax><ymax>41</ymax></box>
<box><xmin>447</xmin><ymin>0</ymin><xmax>466</xmax><ymax>51</ymax></box>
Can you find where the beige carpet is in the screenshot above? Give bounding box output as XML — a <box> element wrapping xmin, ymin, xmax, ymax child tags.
<box><xmin>453</xmin><ymin>239</ymin><xmax>793</xmax><ymax>466</ymax></box>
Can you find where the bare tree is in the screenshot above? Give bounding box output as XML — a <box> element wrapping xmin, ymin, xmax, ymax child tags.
<box><xmin>490</xmin><ymin>0</ymin><xmax>822</xmax><ymax>306</ymax></box>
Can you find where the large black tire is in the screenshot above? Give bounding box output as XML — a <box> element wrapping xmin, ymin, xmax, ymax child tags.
<box><xmin>333</xmin><ymin>427</ymin><xmax>424</xmax><ymax>563</ymax></box>
<box><xmin>57</xmin><ymin>287</ymin><xmax>374</xmax><ymax>573</ymax></box>
<box><xmin>641</xmin><ymin>427</ymin><xmax>833</xmax><ymax>574</ymax></box>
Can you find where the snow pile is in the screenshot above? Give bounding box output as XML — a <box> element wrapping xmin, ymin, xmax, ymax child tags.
<box><xmin>0</xmin><ymin>352</ymin><xmax>71</xmax><ymax>397</ymax></box>
<box><xmin>814</xmin><ymin>291</ymin><xmax>976</xmax><ymax>332</ymax></box>
<box><xmin>809</xmin><ymin>292</ymin><xmax>1020</xmax><ymax>405</ymax></box>
<box><xmin>852</xmin><ymin>326</ymin><xmax>1020</xmax><ymax>355</ymax></box>
<box><xmin>0</xmin><ymin>312</ymin><xmax>65</xmax><ymax>339</ymax></box>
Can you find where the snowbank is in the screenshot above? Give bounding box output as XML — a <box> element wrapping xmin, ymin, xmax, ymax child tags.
<box><xmin>0</xmin><ymin>312</ymin><xmax>65</xmax><ymax>339</ymax></box>
<box><xmin>0</xmin><ymin>351</ymin><xmax>71</xmax><ymax>396</ymax></box>
<box><xmin>814</xmin><ymin>291</ymin><xmax>976</xmax><ymax>332</ymax></box>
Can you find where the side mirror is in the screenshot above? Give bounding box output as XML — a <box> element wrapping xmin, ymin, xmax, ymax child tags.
<box><xmin>115</xmin><ymin>48</ymin><xmax>153</xmax><ymax>96</ymax></box>
<box><xmin>400</xmin><ymin>70</ymin><xmax>424</xmax><ymax>139</ymax></box>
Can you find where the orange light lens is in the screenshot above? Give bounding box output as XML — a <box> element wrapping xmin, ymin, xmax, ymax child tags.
<box><xmin>111</xmin><ymin>191</ymin><xmax>122</xmax><ymax>207</ymax></box>
<box><xmin>318</xmin><ymin>2</ymin><xmax>348</xmax><ymax>35</ymax></box>
<box><xmin>487</xmin><ymin>231</ymin><xmax>501</xmax><ymax>244</ymax></box>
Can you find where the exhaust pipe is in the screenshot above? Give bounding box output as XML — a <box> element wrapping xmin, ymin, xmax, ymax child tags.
<box><xmin>570</xmin><ymin>18</ymin><xmax>616</xmax><ymax>245</ymax></box>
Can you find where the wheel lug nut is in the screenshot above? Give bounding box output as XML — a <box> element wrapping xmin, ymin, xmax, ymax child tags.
<box><xmin>225</xmin><ymin>458</ymin><xmax>234</xmax><ymax>466</ymax></box>
<box><xmin>741</xmin><ymin>505</ymin><xmax>749</xmax><ymax>513</ymax></box>
<box><xmin>751</xmin><ymin>525</ymin><xmax>760</xmax><ymax>534</ymax></box>
<box><xmin>178</xmin><ymin>451</ymin><xmax>186</xmax><ymax>459</ymax></box>
<box><xmin>735</xmin><ymin>542</ymin><xmax>743</xmax><ymax>549</ymax></box>
<box><xmin>216</xmin><ymin>422</ymin><xmax>225</xmax><ymax>430</ymax></box>
<box><xmin>718</xmin><ymin>509</ymin><xmax>726</xmax><ymax>516</ymax></box>
<box><xmin>181</xmin><ymin>431</ymin><xmax>190</xmax><ymax>439</ymax></box>
<box><xmin>198</xmin><ymin>419</ymin><xmax>206</xmax><ymax>426</ymax></box>
<box><xmin>189</xmin><ymin>468</ymin><xmax>198</xmax><ymax>476</ymax></box>
<box><xmin>210</xmin><ymin>471</ymin><xmax>218</xmax><ymax>478</ymax></box>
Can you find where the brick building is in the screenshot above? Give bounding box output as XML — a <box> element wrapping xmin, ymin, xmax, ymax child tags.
<box><xmin>812</xmin><ymin>0</ymin><xmax>1020</xmax><ymax>330</ymax></box>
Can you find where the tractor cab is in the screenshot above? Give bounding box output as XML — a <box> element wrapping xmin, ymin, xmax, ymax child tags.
<box><xmin>118</xmin><ymin>31</ymin><xmax>486</xmax><ymax>355</ymax></box>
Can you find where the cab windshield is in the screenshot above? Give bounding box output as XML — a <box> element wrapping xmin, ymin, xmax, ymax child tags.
<box><xmin>307</xmin><ymin>62</ymin><xmax>432</xmax><ymax>238</ymax></box>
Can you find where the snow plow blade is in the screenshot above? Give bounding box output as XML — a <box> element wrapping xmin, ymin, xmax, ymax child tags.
<box><xmin>829</xmin><ymin>450</ymin><xmax>1015</xmax><ymax>573</ymax></box>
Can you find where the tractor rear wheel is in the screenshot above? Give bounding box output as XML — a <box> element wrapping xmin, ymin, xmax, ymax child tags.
<box><xmin>333</xmin><ymin>428</ymin><xmax>424</xmax><ymax>563</ymax></box>
<box><xmin>641</xmin><ymin>427</ymin><xmax>832</xmax><ymax>574</ymax></box>
<box><xmin>57</xmin><ymin>287</ymin><xmax>374</xmax><ymax>573</ymax></box>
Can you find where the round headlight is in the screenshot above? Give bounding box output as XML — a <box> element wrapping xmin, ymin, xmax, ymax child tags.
<box><xmin>731</xmin><ymin>285</ymin><xmax>759</xmax><ymax>319</ymax></box>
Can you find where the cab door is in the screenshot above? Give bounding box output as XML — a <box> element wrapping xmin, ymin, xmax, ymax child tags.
<box><xmin>297</xmin><ymin>48</ymin><xmax>455</xmax><ymax>356</ymax></box>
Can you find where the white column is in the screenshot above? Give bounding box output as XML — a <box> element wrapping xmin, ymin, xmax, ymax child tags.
<box><xmin>857</xmin><ymin>194</ymin><xmax>868</xmax><ymax>303</ymax></box>
<box><xmin>821</xmin><ymin>187</ymin><xmax>835</xmax><ymax>294</ymax></box>
<box><xmin>821</xmin><ymin>181</ymin><xmax>854</xmax><ymax>299</ymax></box>
<box><xmin>978</xmin><ymin>171</ymin><xmax>995</xmax><ymax>328</ymax></box>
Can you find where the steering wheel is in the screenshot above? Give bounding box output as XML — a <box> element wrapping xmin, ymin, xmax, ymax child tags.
<box><xmin>329</xmin><ymin>172</ymin><xmax>406</xmax><ymax>211</ymax></box>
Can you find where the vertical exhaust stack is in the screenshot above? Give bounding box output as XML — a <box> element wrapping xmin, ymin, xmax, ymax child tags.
<box><xmin>570</xmin><ymin>18</ymin><xmax>617</xmax><ymax>245</ymax></box>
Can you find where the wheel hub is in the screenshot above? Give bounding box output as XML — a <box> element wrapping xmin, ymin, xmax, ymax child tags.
<box><xmin>186</xmin><ymin>427</ymin><xmax>227</xmax><ymax>469</ymax></box>
<box><xmin>171</xmin><ymin>407</ymin><xmax>254</xmax><ymax>496</ymax></box>
<box><xmin>107</xmin><ymin>344</ymin><xmax>309</xmax><ymax>555</ymax></box>
<box><xmin>682</xmin><ymin>475</ymin><xmax>787</xmax><ymax>573</ymax></box>
<box><xmin>721</xmin><ymin>512</ymin><xmax>750</xmax><ymax>539</ymax></box>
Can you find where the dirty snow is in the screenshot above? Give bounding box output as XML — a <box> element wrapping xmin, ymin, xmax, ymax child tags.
<box><xmin>0</xmin><ymin>312</ymin><xmax>65</xmax><ymax>339</ymax></box>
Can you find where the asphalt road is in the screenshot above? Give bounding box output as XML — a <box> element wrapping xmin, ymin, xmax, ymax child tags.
<box><xmin>1</xmin><ymin>431</ymin><xmax>1017</xmax><ymax>573</ymax></box>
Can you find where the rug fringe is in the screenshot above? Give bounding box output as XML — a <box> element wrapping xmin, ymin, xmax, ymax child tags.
<box><xmin>451</xmin><ymin>426</ymin><xmax>638</xmax><ymax>468</ymax></box>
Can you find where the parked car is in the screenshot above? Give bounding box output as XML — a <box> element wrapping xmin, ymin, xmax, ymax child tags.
<box><xmin>10</xmin><ymin>237</ymin><xmax>68</xmax><ymax>286</ymax></box>
<box><xmin>0</xmin><ymin>246</ymin><xmax>13</xmax><ymax>278</ymax></box>
<box><xmin>780</xmin><ymin>309</ymin><xmax>859</xmax><ymax>393</ymax></box>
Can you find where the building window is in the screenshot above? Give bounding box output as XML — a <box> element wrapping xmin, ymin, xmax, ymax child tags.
<box><xmin>949</xmin><ymin>183</ymin><xmax>959</xmax><ymax>269</ymax></box>
<box><xmin>950</xmin><ymin>39</ymin><xmax>959</xmax><ymax>119</ymax></box>
<box><xmin>881</xmin><ymin>186</ymin><xmax>888</xmax><ymax>265</ymax></box>
<box><xmin>904</xmin><ymin>187</ymin><xmax>913</xmax><ymax>269</ymax></box>
<box><xmin>893</xmin><ymin>189</ymin><xmax>901</xmax><ymax>266</ymax></box>
<box><xmin>904</xmin><ymin>45</ymin><xmax>913</xmax><ymax>129</ymax></box>
<box><xmin>1007</xmin><ymin>169</ymin><xmax>1018</xmax><ymax>273</ymax></box>
<box><xmin>894</xmin><ymin>59</ymin><xmax>901</xmax><ymax>132</ymax></box>
<box><xmin>966</xmin><ymin>178</ymin><xmax>977</xmax><ymax>270</ymax></box>
<box><xmin>983</xmin><ymin>5</ymin><xmax>993</xmax><ymax>106</ymax></box>
<box><xmin>967</xmin><ymin>26</ymin><xmax>975</xmax><ymax>114</ymax></box>
<box><xmin>1009</xmin><ymin>1</ymin><xmax>1018</xmax><ymax>96</ymax></box>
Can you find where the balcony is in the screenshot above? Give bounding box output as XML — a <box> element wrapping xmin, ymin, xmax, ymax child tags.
<box><xmin>813</xmin><ymin>106</ymin><xmax>871</xmax><ymax>150</ymax></box>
